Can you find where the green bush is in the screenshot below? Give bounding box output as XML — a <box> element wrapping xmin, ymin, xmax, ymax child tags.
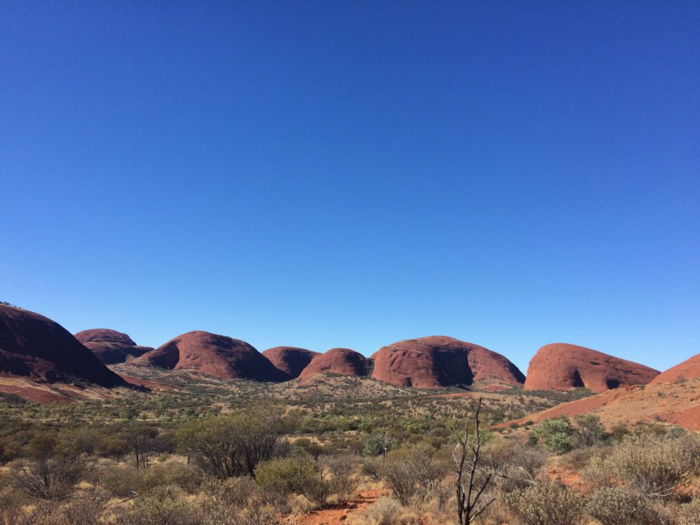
<box><xmin>363</xmin><ymin>434</ymin><xmax>398</xmax><ymax>457</ymax></box>
<box><xmin>529</xmin><ymin>418</ymin><xmax>576</xmax><ymax>454</ymax></box>
<box><xmin>255</xmin><ymin>457</ymin><xmax>328</xmax><ymax>504</ymax></box>
<box><xmin>176</xmin><ymin>407</ymin><xmax>290</xmax><ymax>478</ymax></box>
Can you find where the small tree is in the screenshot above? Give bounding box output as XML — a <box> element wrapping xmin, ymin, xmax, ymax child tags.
<box><xmin>13</xmin><ymin>434</ymin><xmax>88</xmax><ymax>500</ymax></box>
<box><xmin>124</xmin><ymin>425</ymin><xmax>158</xmax><ymax>469</ymax></box>
<box><xmin>454</xmin><ymin>398</ymin><xmax>494</xmax><ymax>525</ymax></box>
<box><xmin>176</xmin><ymin>406</ymin><xmax>289</xmax><ymax>478</ymax></box>
<box><xmin>530</xmin><ymin>418</ymin><xmax>575</xmax><ymax>454</ymax></box>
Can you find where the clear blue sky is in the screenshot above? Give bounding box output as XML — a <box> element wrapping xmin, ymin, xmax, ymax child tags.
<box><xmin>1</xmin><ymin>2</ymin><xmax>698</xmax><ymax>374</ymax></box>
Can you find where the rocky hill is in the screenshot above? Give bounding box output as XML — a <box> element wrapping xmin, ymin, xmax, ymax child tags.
<box><xmin>262</xmin><ymin>346</ymin><xmax>318</xmax><ymax>379</ymax></box>
<box><xmin>371</xmin><ymin>336</ymin><xmax>525</xmax><ymax>388</ymax></box>
<box><xmin>524</xmin><ymin>343</ymin><xmax>659</xmax><ymax>393</ymax></box>
<box><xmin>0</xmin><ymin>304</ymin><xmax>125</xmax><ymax>387</ymax></box>
<box><xmin>75</xmin><ymin>328</ymin><xmax>152</xmax><ymax>364</ymax></box>
<box><xmin>133</xmin><ymin>330</ymin><xmax>285</xmax><ymax>381</ymax></box>
<box><xmin>298</xmin><ymin>348</ymin><xmax>370</xmax><ymax>381</ymax></box>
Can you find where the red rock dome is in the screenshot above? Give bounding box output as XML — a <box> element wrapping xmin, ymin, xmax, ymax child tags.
<box><xmin>75</xmin><ymin>328</ymin><xmax>151</xmax><ymax>364</ymax></box>
<box><xmin>262</xmin><ymin>346</ymin><xmax>319</xmax><ymax>379</ymax></box>
<box><xmin>299</xmin><ymin>348</ymin><xmax>370</xmax><ymax>381</ymax></box>
<box><xmin>371</xmin><ymin>336</ymin><xmax>524</xmax><ymax>388</ymax></box>
<box><xmin>75</xmin><ymin>329</ymin><xmax>136</xmax><ymax>346</ymax></box>
<box><xmin>133</xmin><ymin>330</ymin><xmax>285</xmax><ymax>381</ymax></box>
<box><xmin>524</xmin><ymin>343</ymin><xmax>659</xmax><ymax>393</ymax></box>
<box><xmin>650</xmin><ymin>353</ymin><xmax>700</xmax><ymax>384</ymax></box>
<box><xmin>0</xmin><ymin>304</ymin><xmax>125</xmax><ymax>387</ymax></box>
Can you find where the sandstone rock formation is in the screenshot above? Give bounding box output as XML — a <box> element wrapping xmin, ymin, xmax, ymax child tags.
<box><xmin>524</xmin><ymin>343</ymin><xmax>659</xmax><ymax>393</ymax></box>
<box><xmin>298</xmin><ymin>348</ymin><xmax>370</xmax><ymax>381</ymax></box>
<box><xmin>133</xmin><ymin>330</ymin><xmax>285</xmax><ymax>381</ymax></box>
<box><xmin>371</xmin><ymin>336</ymin><xmax>524</xmax><ymax>388</ymax></box>
<box><xmin>262</xmin><ymin>346</ymin><xmax>318</xmax><ymax>379</ymax></box>
<box><xmin>650</xmin><ymin>353</ymin><xmax>700</xmax><ymax>384</ymax></box>
<box><xmin>0</xmin><ymin>304</ymin><xmax>125</xmax><ymax>387</ymax></box>
<box><xmin>75</xmin><ymin>328</ymin><xmax>152</xmax><ymax>364</ymax></box>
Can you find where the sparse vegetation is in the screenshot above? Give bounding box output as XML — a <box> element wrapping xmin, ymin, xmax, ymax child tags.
<box><xmin>1</xmin><ymin>368</ymin><xmax>699</xmax><ymax>524</ymax></box>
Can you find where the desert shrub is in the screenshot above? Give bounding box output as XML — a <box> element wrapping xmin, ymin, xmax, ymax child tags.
<box><xmin>0</xmin><ymin>489</ymin><xmax>28</xmax><ymax>525</ymax></box>
<box><xmin>57</xmin><ymin>489</ymin><xmax>110</xmax><ymax>525</ymax></box>
<box><xmin>582</xmin><ymin>453</ymin><xmax>616</xmax><ymax>488</ymax></box>
<box><xmin>115</xmin><ymin>486</ymin><xmax>202</xmax><ymax>525</ymax></box>
<box><xmin>584</xmin><ymin>487</ymin><xmax>660</xmax><ymax>525</ymax></box>
<box><xmin>363</xmin><ymin>434</ymin><xmax>399</xmax><ymax>456</ymax></box>
<box><xmin>380</xmin><ymin>445</ymin><xmax>449</xmax><ymax>506</ymax></box>
<box><xmin>176</xmin><ymin>407</ymin><xmax>290</xmax><ymax>478</ymax></box>
<box><xmin>481</xmin><ymin>440</ymin><xmax>546</xmax><ymax>493</ymax></box>
<box><xmin>610</xmin><ymin>424</ymin><xmax>630</xmax><ymax>441</ymax></box>
<box><xmin>561</xmin><ymin>445</ymin><xmax>600</xmax><ymax>471</ymax></box>
<box><xmin>321</xmin><ymin>455</ymin><xmax>358</xmax><ymax>502</ymax></box>
<box><xmin>13</xmin><ymin>454</ymin><xmax>89</xmax><ymax>500</ymax></box>
<box><xmin>573</xmin><ymin>414</ymin><xmax>606</xmax><ymax>447</ymax></box>
<box><xmin>94</xmin><ymin>461</ymin><xmax>196</xmax><ymax>498</ymax></box>
<box><xmin>255</xmin><ymin>456</ymin><xmax>328</xmax><ymax>504</ymax></box>
<box><xmin>349</xmin><ymin>497</ymin><xmax>420</xmax><ymax>525</ymax></box>
<box><xmin>677</xmin><ymin>498</ymin><xmax>700</xmax><ymax>525</ymax></box>
<box><xmin>291</xmin><ymin>438</ymin><xmax>324</xmax><ymax>459</ymax></box>
<box><xmin>202</xmin><ymin>475</ymin><xmax>262</xmax><ymax>508</ymax></box>
<box><xmin>594</xmin><ymin>433</ymin><xmax>700</xmax><ymax>498</ymax></box>
<box><xmin>529</xmin><ymin>418</ymin><xmax>575</xmax><ymax>454</ymax></box>
<box><xmin>504</xmin><ymin>481</ymin><xmax>584</xmax><ymax>525</ymax></box>
<box><xmin>361</xmin><ymin>456</ymin><xmax>383</xmax><ymax>481</ymax></box>
<box><xmin>161</xmin><ymin>462</ymin><xmax>207</xmax><ymax>493</ymax></box>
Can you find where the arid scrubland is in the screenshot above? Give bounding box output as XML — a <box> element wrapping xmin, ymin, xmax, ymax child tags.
<box><xmin>1</xmin><ymin>370</ymin><xmax>699</xmax><ymax>525</ymax></box>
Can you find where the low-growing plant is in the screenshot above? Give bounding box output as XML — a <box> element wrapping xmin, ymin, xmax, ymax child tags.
<box><xmin>255</xmin><ymin>456</ymin><xmax>328</xmax><ymax>505</ymax></box>
<box><xmin>529</xmin><ymin>418</ymin><xmax>576</xmax><ymax>454</ymax></box>
<box><xmin>584</xmin><ymin>487</ymin><xmax>660</xmax><ymax>525</ymax></box>
<box><xmin>380</xmin><ymin>444</ymin><xmax>449</xmax><ymax>506</ymax></box>
<box><xmin>504</xmin><ymin>481</ymin><xmax>584</xmax><ymax>525</ymax></box>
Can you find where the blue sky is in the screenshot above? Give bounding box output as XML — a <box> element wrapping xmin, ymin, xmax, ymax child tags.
<box><xmin>1</xmin><ymin>2</ymin><xmax>698</xmax><ymax>373</ymax></box>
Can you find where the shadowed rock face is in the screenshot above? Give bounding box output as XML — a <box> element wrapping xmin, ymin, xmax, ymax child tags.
<box><xmin>650</xmin><ymin>353</ymin><xmax>700</xmax><ymax>384</ymax></box>
<box><xmin>371</xmin><ymin>336</ymin><xmax>525</xmax><ymax>388</ymax></box>
<box><xmin>75</xmin><ymin>329</ymin><xmax>152</xmax><ymax>365</ymax></box>
<box><xmin>262</xmin><ymin>347</ymin><xmax>319</xmax><ymax>379</ymax></box>
<box><xmin>0</xmin><ymin>305</ymin><xmax>125</xmax><ymax>387</ymax></box>
<box><xmin>298</xmin><ymin>348</ymin><xmax>370</xmax><ymax>381</ymax></box>
<box><xmin>524</xmin><ymin>343</ymin><xmax>659</xmax><ymax>393</ymax></box>
<box><xmin>133</xmin><ymin>331</ymin><xmax>285</xmax><ymax>381</ymax></box>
